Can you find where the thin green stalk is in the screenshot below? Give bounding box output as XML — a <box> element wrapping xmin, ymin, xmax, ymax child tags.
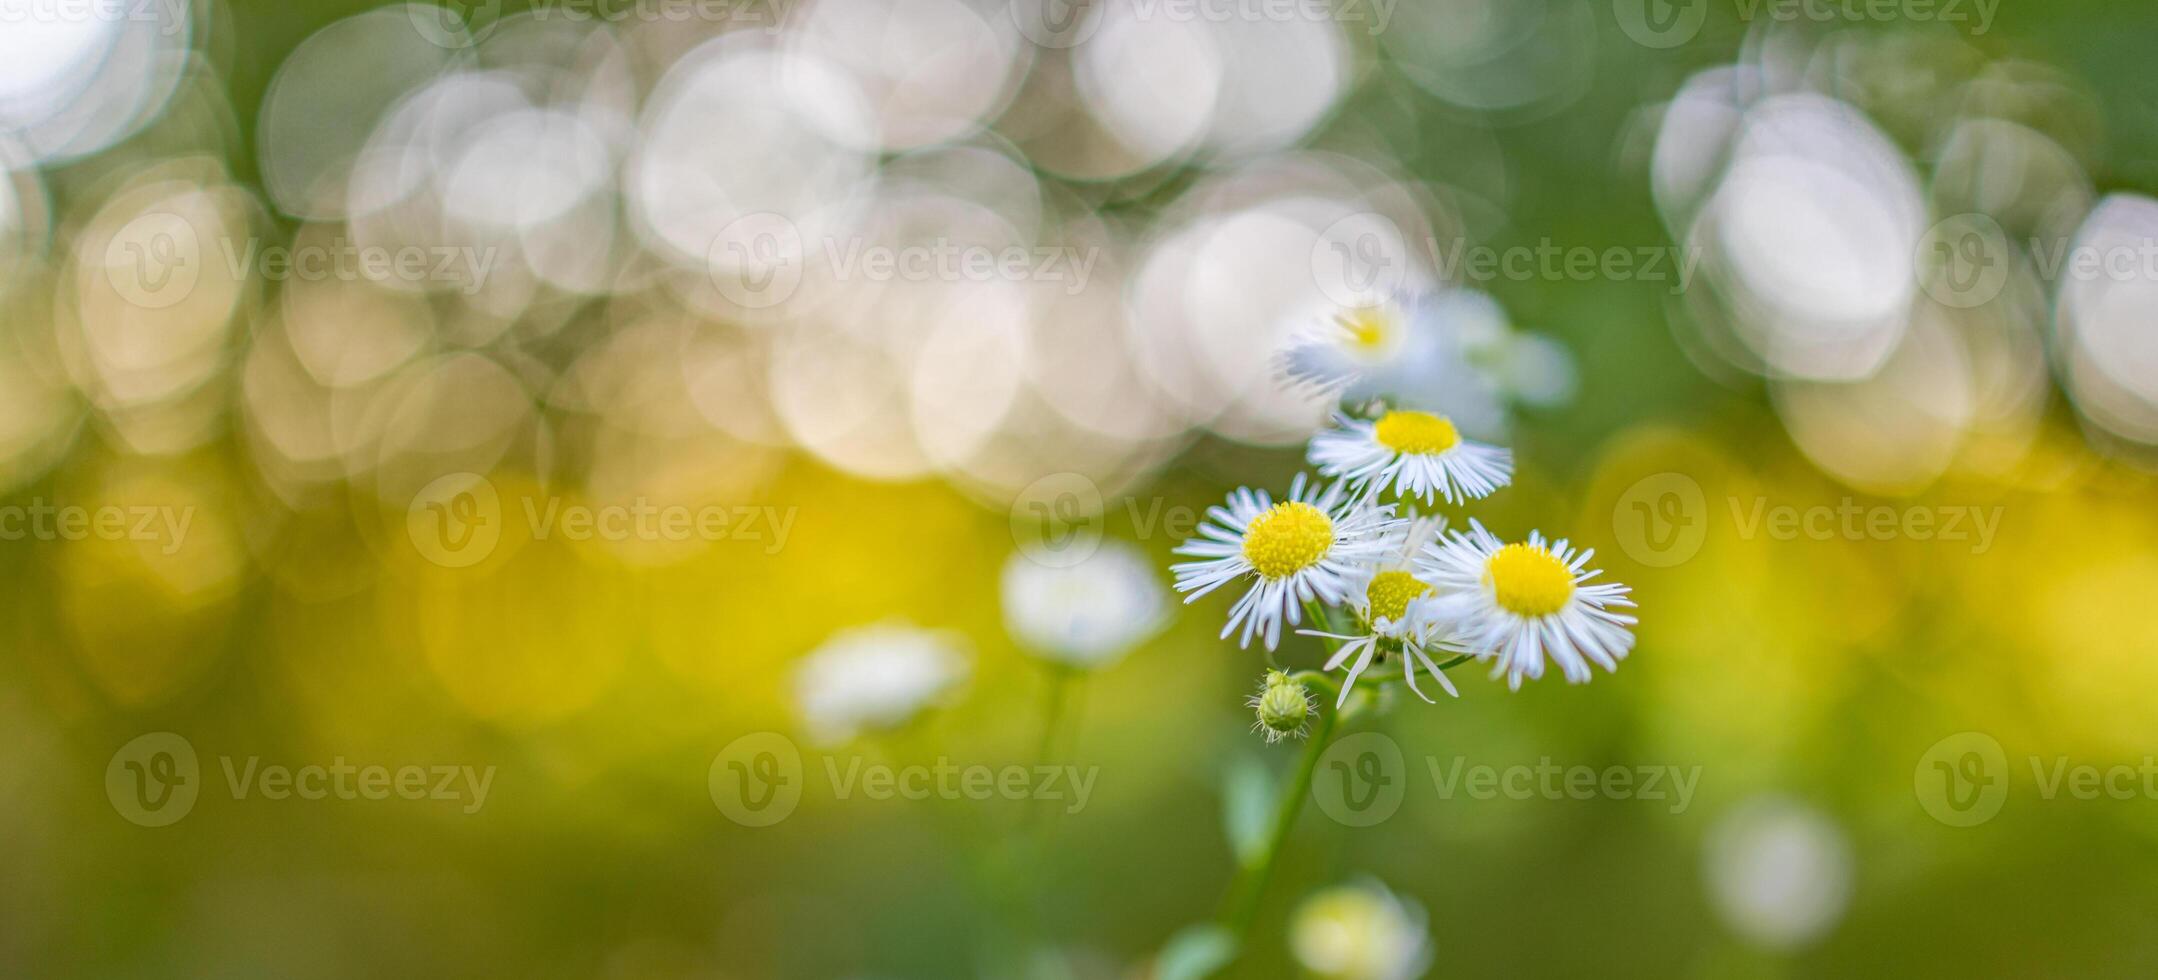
<box><xmin>1025</xmin><ymin>662</ymin><xmax>1077</xmax><ymax>831</ymax></box>
<box><xmin>1217</xmin><ymin>691</ymin><xmax>1338</xmax><ymax>944</ymax></box>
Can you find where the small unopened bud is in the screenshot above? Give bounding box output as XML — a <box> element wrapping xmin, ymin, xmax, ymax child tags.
<box><xmin>1251</xmin><ymin>670</ymin><xmax>1313</xmax><ymax>743</ymax></box>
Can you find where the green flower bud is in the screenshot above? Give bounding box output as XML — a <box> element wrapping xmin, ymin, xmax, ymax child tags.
<box><xmin>1251</xmin><ymin>670</ymin><xmax>1313</xmax><ymax>743</ymax></box>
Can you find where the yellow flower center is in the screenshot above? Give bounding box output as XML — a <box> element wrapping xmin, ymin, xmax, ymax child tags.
<box><xmin>1340</xmin><ymin>306</ymin><xmax>1394</xmax><ymax>351</ymax></box>
<box><xmin>1484</xmin><ymin>542</ymin><xmax>1574</xmax><ymax>617</ymax></box>
<box><xmin>1364</xmin><ymin>570</ymin><xmax>1431</xmax><ymax>623</ymax></box>
<box><xmin>1372</xmin><ymin>410</ymin><xmax>1460</xmax><ymax>455</ymax></box>
<box><xmin>1242</xmin><ymin>501</ymin><xmax>1335</xmax><ymax>580</ymax></box>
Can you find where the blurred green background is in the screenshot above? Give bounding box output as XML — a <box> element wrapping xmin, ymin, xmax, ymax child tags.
<box><xmin>3</xmin><ymin>0</ymin><xmax>2158</xmax><ymax>976</ymax></box>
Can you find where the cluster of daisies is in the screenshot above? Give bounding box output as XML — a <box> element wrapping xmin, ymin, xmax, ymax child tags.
<box><xmin>1174</xmin><ymin>292</ymin><xmax>1638</xmax><ymax>716</ymax></box>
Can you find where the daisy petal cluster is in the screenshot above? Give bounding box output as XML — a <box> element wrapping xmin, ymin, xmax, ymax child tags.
<box><xmin>1171</xmin><ymin>474</ymin><xmax>1400</xmax><ymax>651</ymax></box>
<box><xmin>1174</xmin><ymin>290</ymin><xmax>1636</xmax><ymax>723</ymax></box>
<box><xmin>1416</xmin><ymin>520</ymin><xmax>1636</xmax><ymax>690</ymax></box>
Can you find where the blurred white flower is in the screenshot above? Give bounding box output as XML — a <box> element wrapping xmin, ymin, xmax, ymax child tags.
<box><xmin>1490</xmin><ymin>330</ymin><xmax>1578</xmax><ymax>408</ymax></box>
<box><xmin>1289</xmin><ymin>878</ymin><xmax>1432</xmax><ymax>980</ymax></box>
<box><xmin>1703</xmin><ymin>796</ymin><xmax>1853</xmax><ymax>951</ymax></box>
<box><xmin>793</xmin><ymin>624</ymin><xmax>970</xmax><ymax>744</ymax></box>
<box><xmin>1000</xmin><ymin>541</ymin><xmax>1168</xmax><ymax>669</ymax></box>
<box><xmin>1280</xmin><ymin>290</ymin><xmax>1515</xmax><ymax>438</ymax></box>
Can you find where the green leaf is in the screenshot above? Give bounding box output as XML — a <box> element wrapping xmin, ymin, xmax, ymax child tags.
<box><xmin>1154</xmin><ymin>924</ymin><xmax>1238</xmax><ymax>980</ymax></box>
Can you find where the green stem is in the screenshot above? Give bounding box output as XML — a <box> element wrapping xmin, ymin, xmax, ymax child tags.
<box><xmin>1025</xmin><ymin>663</ymin><xmax>1076</xmax><ymax>830</ymax></box>
<box><xmin>1216</xmin><ymin>684</ymin><xmax>1341</xmax><ymax>948</ymax></box>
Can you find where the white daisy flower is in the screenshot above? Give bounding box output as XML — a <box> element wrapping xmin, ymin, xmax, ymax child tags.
<box><xmin>1297</xmin><ymin>518</ymin><xmax>1461</xmax><ymax>706</ymax></box>
<box><xmin>1413</xmin><ymin>520</ymin><xmax>1636</xmax><ymax>689</ymax></box>
<box><xmin>793</xmin><ymin>623</ymin><xmax>969</xmax><ymax>744</ymax></box>
<box><xmin>1289</xmin><ymin>878</ymin><xmax>1432</xmax><ymax>980</ymax></box>
<box><xmin>1279</xmin><ymin>290</ymin><xmax>1510</xmax><ymax>437</ymax></box>
<box><xmin>1000</xmin><ymin>541</ymin><xmax>1167</xmax><ymax>669</ymax></box>
<box><xmin>1308</xmin><ymin>407</ymin><xmax>1513</xmax><ymax>506</ymax></box>
<box><xmin>1171</xmin><ymin>474</ymin><xmax>1400</xmax><ymax>651</ymax></box>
